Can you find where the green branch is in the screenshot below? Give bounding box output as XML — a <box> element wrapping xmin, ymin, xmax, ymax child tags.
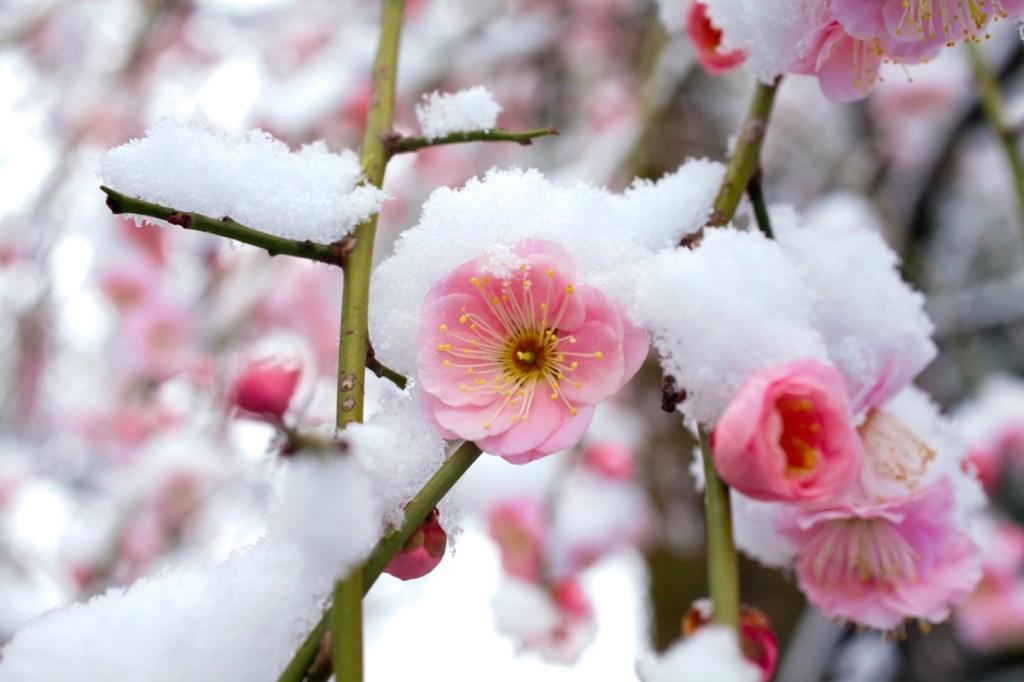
<box><xmin>967</xmin><ymin>42</ymin><xmax>1024</xmax><ymax>234</ymax></box>
<box><xmin>688</xmin><ymin>80</ymin><xmax>783</xmax><ymax>633</ymax></box>
<box><xmin>336</xmin><ymin>0</ymin><xmax>404</xmax><ymax>430</ymax></box>
<box><xmin>277</xmin><ymin>441</ymin><xmax>483</xmax><ymax>682</ymax></box>
<box><xmin>386</xmin><ymin>127</ymin><xmax>559</xmax><ymax>155</ymax></box>
<box><xmin>100</xmin><ymin>186</ymin><xmax>351</xmax><ymax>267</ymax></box>
<box><xmin>707</xmin><ymin>79</ymin><xmax>780</xmax><ymax>229</ymax></box>
<box><xmin>699</xmin><ymin>426</ymin><xmax>740</xmax><ymax>629</ymax></box>
<box><xmin>329</xmin><ymin>0</ymin><xmax>407</xmax><ymax>678</ymax></box>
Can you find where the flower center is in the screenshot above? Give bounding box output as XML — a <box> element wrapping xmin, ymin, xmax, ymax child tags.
<box><xmin>805</xmin><ymin>518</ymin><xmax>920</xmax><ymax>589</ymax></box>
<box><xmin>777</xmin><ymin>395</ymin><xmax>824</xmax><ymax>476</ymax></box>
<box><xmin>858</xmin><ymin>409</ymin><xmax>936</xmax><ymax>491</ymax></box>
<box><xmin>895</xmin><ymin>0</ymin><xmax>1005</xmax><ymax>45</ymax></box>
<box><xmin>433</xmin><ymin>265</ymin><xmax>605</xmax><ymax>430</ymax></box>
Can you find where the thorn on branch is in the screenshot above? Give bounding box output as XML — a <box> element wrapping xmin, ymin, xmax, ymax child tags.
<box><xmin>166</xmin><ymin>211</ymin><xmax>193</xmax><ymax>229</ymax></box>
<box><xmin>380</xmin><ymin>129</ymin><xmax>403</xmax><ymax>156</ymax></box>
<box><xmin>328</xmin><ymin>235</ymin><xmax>359</xmax><ymax>268</ymax></box>
<box><xmin>661</xmin><ymin>374</ymin><xmax>687</xmax><ymax>412</ymax></box>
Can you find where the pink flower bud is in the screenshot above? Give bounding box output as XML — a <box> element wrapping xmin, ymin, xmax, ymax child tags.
<box><xmin>712</xmin><ymin>359</ymin><xmax>862</xmax><ymax>503</ymax></box>
<box><xmin>230</xmin><ymin>357</ymin><xmax>302</xmax><ymax>421</ymax></box>
<box><xmin>384</xmin><ymin>508</ymin><xmax>447</xmax><ymax>581</ymax></box>
<box><xmin>683</xmin><ymin>600</ymin><xmax>778</xmax><ymax>682</ymax></box>
<box><xmin>685</xmin><ymin>1</ymin><xmax>746</xmax><ymax>76</ymax></box>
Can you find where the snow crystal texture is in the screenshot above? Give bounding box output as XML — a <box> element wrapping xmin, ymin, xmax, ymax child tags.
<box><xmin>702</xmin><ymin>0</ymin><xmax>828</xmax><ymax>82</ymax></box>
<box><xmin>370</xmin><ymin>163</ymin><xmax>723</xmax><ymax>375</ymax></box>
<box><xmin>0</xmin><ymin>541</ymin><xmax>330</xmax><ymax>682</ymax></box>
<box><xmin>415</xmin><ymin>86</ymin><xmax>503</xmax><ymax>140</ymax></box>
<box><xmin>99</xmin><ymin>119</ymin><xmax>386</xmax><ymax>243</ymax></box>
<box><xmin>631</xmin><ymin>228</ymin><xmax>828</xmax><ymax>425</ymax></box>
<box><xmin>638</xmin><ymin>626</ymin><xmax>761</xmax><ymax>682</ymax></box>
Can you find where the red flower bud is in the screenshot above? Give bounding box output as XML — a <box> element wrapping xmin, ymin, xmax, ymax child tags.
<box><xmin>230</xmin><ymin>357</ymin><xmax>302</xmax><ymax>421</ymax></box>
<box><xmin>384</xmin><ymin>508</ymin><xmax>447</xmax><ymax>581</ymax></box>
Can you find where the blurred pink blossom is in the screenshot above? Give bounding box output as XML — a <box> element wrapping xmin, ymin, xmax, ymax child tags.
<box><xmin>487</xmin><ymin>498</ymin><xmax>546</xmax><ymax>582</ymax></box>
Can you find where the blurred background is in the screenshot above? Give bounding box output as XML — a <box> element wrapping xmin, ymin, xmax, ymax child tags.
<box><xmin>2</xmin><ymin>0</ymin><xmax>1024</xmax><ymax>679</ymax></box>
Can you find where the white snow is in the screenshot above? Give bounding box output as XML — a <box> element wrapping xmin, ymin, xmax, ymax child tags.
<box><xmin>270</xmin><ymin>455</ymin><xmax>382</xmax><ymax>576</ymax></box>
<box><xmin>774</xmin><ymin>198</ymin><xmax>936</xmax><ymax>415</ymax></box>
<box><xmin>98</xmin><ymin>119</ymin><xmax>386</xmax><ymax>243</ymax></box>
<box><xmin>638</xmin><ymin>626</ymin><xmax>761</xmax><ymax>682</ymax></box>
<box><xmin>415</xmin><ymin>86</ymin><xmax>503</xmax><ymax>140</ymax></box>
<box><xmin>370</xmin><ymin>163</ymin><xmax>723</xmax><ymax>376</ymax></box>
<box><xmin>0</xmin><ymin>541</ymin><xmax>331</xmax><ymax>682</ymax></box>
<box><xmin>352</xmin><ymin>387</ymin><xmax>449</xmax><ymax>531</ymax></box>
<box><xmin>702</xmin><ymin>0</ymin><xmax>828</xmax><ymax>82</ymax></box>
<box><xmin>631</xmin><ymin>227</ymin><xmax>828</xmax><ymax>425</ymax></box>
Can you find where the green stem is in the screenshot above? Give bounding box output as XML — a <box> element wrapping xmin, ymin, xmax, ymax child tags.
<box><xmin>331</xmin><ymin>572</ymin><xmax>363</xmax><ymax>682</ymax></box>
<box><xmin>967</xmin><ymin>42</ymin><xmax>1024</xmax><ymax>232</ymax></box>
<box><xmin>707</xmin><ymin>79</ymin><xmax>780</xmax><ymax>228</ymax></box>
<box><xmin>388</xmin><ymin>127</ymin><xmax>559</xmax><ymax>154</ymax></box>
<box><xmin>336</xmin><ymin>0</ymin><xmax>404</xmax><ymax>429</ymax></box>
<box><xmin>99</xmin><ymin>186</ymin><xmax>348</xmax><ymax>267</ymax></box>
<box><xmin>330</xmin><ymin>1</ymin><xmax>405</xmax><ymax>680</ymax></box>
<box><xmin>698</xmin><ymin>426</ymin><xmax>740</xmax><ymax>629</ymax></box>
<box><xmin>365</xmin><ymin>356</ymin><xmax>408</xmax><ymax>390</ymax></box>
<box><xmin>277</xmin><ymin>441</ymin><xmax>482</xmax><ymax>682</ymax></box>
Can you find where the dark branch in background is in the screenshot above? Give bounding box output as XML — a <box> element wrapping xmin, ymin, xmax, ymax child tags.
<box><xmin>747</xmin><ymin>171</ymin><xmax>774</xmax><ymax>239</ymax></box>
<box><xmin>891</xmin><ymin>44</ymin><xmax>1024</xmax><ymax>258</ymax></box>
<box><xmin>100</xmin><ymin>186</ymin><xmax>354</xmax><ymax>267</ymax></box>
<box><xmin>384</xmin><ymin>126</ymin><xmax>559</xmax><ymax>155</ymax></box>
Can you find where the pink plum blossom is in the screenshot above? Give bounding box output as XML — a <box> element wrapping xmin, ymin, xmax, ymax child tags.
<box><xmin>384</xmin><ymin>508</ymin><xmax>447</xmax><ymax>581</ymax></box>
<box><xmin>686</xmin><ymin>1</ymin><xmax>746</xmax><ymax>75</ymax></box>
<box><xmin>832</xmin><ymin>0</ymin><xmax>1024</xmax><ymax>52</ymax></box>
<box><xmin>782</xmin><ymin>479</ymin><xmax>981</xmax><ymax>630</ymax></box>
<box><xmin>416</xmin><ymin>239</ymin><xmax>648</xmax><ymax>464</ymax></box>
<box><xmin>712</xmin><ymin>359</ymin><xmax>863</xmax><ymax>502</ymax></box>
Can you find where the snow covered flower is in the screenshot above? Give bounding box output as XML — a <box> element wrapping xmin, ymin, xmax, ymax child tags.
<box><xmin>417</xmin><ymin>239</ymin><xmax>648</xmax><ymax>464</ymax></box>
<box><xmin>639</xmin><ymin>626</ymin><xmax>761</xmax><ymax>682</ymax></box>
<box><xmin>683</xmin><ymin>600</ymin><xmax>779</xmax><ymax>682</ymax></box>
<box><xmin>492</xmin><ymin>576</ymin><xmax>597</xmax><ymax>664</ymax></box>
<box><xmin>686</xmin><ymin>1</ymin><xmax>746</xmax><ymax>75</ymax></box>
<box><xmin>781</xmin><ymin>480</ymin><xmax>981</xmax><ymax>630</ymax></box>
<box><xmin>712</xmin><ymin>359</ymin><xmax>863</xmax><ymax>502</ymax></box>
